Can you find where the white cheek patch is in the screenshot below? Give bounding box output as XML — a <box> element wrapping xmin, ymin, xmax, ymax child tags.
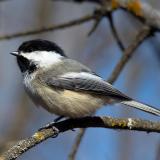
<box><xmin>21</xmin><ymin>51</ymin><xmax>62</xmax><ymax>68</ymax></box>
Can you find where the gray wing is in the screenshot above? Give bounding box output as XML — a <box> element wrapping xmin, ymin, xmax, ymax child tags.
<box><xmin>46</xmin><ymin>72</ymin><xmax>131</xmax><ymax>101</ymax></box>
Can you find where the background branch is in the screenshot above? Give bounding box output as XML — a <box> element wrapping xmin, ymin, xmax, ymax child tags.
<box><xmin>107</xmin><ymin>12</ymin><xmax>125</xmax><ymax>51</ymax></box>
<box><xmin>0</xmin><ymin>12</ymin><xmax>102</xmax><ymax>41</ymax></box>
<box><xmin>0</xmin><ymin>1</ymin><xmax>158</xmax><ymax>41</ymax></box>
<box><xmin>52</xmin><ymin>0</ymin><xmax>160</xmax><ymax>31</ymax></box>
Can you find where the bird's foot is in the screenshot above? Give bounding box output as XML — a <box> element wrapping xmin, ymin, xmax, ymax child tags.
<box><xmin>38</xmin><ymin>116</ymin><xmax>75</xmax><ymax>137</ymax></box>
<box><xmin>38</xmin><ymin>116</ymin><xmax>64</xmax><ymax>138</ymax></box>
<box><xmin>38</xmin><ymin>116</ymin><xmax>64</xmax><ymax>131</ymax></box>
<box><xmin>38</xmin><ymin>121</ymin><xmax>56</xmax><ymax>131</ymax></box>
<box><xmin>38</xmin><ymin>122</ymin><xmax>59</xmax><ymax>138</ymax></box>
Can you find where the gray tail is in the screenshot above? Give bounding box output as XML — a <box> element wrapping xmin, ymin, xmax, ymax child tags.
<box><xmin>121</xmin><ymin>100</ymin><xmax>160</xmax><ymax>116</ymax></box>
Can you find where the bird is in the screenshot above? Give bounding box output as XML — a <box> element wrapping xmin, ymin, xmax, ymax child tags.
<box><xmin>10</xmin><ymin>39</ymin><xmax>160</xmax><ymax>122</ymax></box>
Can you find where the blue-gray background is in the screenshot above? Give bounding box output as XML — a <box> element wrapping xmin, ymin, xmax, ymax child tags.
<box><xmin>0</xmin><ymin>0</ymin><xmax>160</xmax><ymax>159</ymax></box>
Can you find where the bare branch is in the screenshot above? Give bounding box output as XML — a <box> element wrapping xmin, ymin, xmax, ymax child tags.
<box><xmin>88</xmin><ymin>17</ymin><xmax>102</xmax><ymax>36</ymax></box>
<box><xmin>107</xmin><ymin>26</ymin><xmax>151</xmax><ymax>83</ymax></box>
<box><xmin>51</xmin><ymin>0</ymin><xmax>100</xmax><ymax>4</ymax></box>
<box><xmin>68</xmin><ymin>128</ymin><xmax>86</xmax><ymax>160</ymax></box>
<box><xmin>1</xmin><ymin>116</ymin><xmax>160</xmax><ymax>160</ymax></box>
<box><xmin>107</xmin><ymin>13</ymin><xmax>125</xmax><ymax>51</ymax></box>
<box><xmin>109</xmin><ymin>0</ymin><xmax>160</xmax><ymax>30</ymax></box>
<box><xmin>0</xmin><ymin>1</ymin><xmax>158</xmax><ymax>42</ymax></box>
<box><xmin>68</xmin><ymin>26</ymin><xmax>151</xmax><ymax>160</ymax></box>
<box><xmin>0</xmin><ymin>13</ymin><xmax>99</xmax><ymax>41</ymax></box>
<box><xmin>52</xmin><ymin>0</ymin><xmax>160</xmax><ymax>31</ymax></box>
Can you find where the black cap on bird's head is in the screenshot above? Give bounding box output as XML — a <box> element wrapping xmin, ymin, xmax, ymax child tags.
<box><xmin>10</xmin><ymin>39</ymin><xmax>66</xmax><ymax>73</ymax></box>
<box><xmin>18</xmin><ymin>39</ymin><xmax>66</xmax><ymax>56</ymax></box>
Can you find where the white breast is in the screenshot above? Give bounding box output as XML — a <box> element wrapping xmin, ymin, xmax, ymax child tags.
<box><xmin>23</xmin><ymin>72</ymin><xmax>37</xmax><ymax>94</ymax></box>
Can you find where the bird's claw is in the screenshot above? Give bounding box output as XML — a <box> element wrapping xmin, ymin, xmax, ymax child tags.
<box><xmin>51</xmin><ymin>126</ymin><xmax>59</xmax><ymax>138</ymax></box>
<box><xmin>38</xmin><ymin>122</ymin><xmax>59</xmax><ymax>138</ymax></box>
<box><xmin>38</xmin><ymin>121</ymin><xmax>56</xmax><ymax>131</ymax></box>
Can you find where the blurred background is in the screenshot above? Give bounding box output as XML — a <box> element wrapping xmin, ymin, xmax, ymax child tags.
<box><xmin>0</xmin><ymin>0</ymin><xmax>160</xmax><ymax>159</ymax></box>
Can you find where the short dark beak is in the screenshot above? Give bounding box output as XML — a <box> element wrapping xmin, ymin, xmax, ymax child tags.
<box><xmin>10</xmin><ymin>51</ymin><xmax>19</xmax><ymax>57</ymax></box>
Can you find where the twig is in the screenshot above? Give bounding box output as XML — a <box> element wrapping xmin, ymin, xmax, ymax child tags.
<box><xmin>107</xmin><ymin>26</ymin><xmax>151</xmax><ymax>83</ymax></box>
<box><xmin>68</xmin><ymin>26</ymin><xmax>152</xmax><ymax>160</ymax></box>
<box><xmin>52</xmin><ymin>0</ymin><xmax>160</xmax><ymax>31</ymax></box>
<box><xmin>87</xmin><ymin>9</ymin><xmax>106</xmax><ymax>36</ymax></box>
<box><xmin>51</xmin><ymin>0</ymin><xmax>100</xmax><ymax>4</ymax></box>
<box><xmin>88</xmin><ymin>17</ymin><xmax>102</xmax><ymax>36</ymax></box>
<box><xmin>107</xmin><ymin>12</ymin><xmax>125</xmax><ymax>51</ymax></box>
<box><xmin>68</xmin><ymin>128</ymin><xmax>86</xmax><ymax>160</ymax></box>
<box><xmin>1</xmin><ymin>116</ymin><xmax>160</xmax><ymax>160</ymax></box>
<box><xmin>0</xmin><ymin>12</ymin><xmax>103</xmax><ymax>41</ymax></box>
<box><xmin>111</xmin><ymin>0</ymin><xmax>160</xmax><ymax>30</ymax></box>
<box><xmin>156</xmin><ymin>141</ymin><xmax>160</xmax><ymax>160</ymax></box>
<box><xmin>0</xmin><ymin>1</ymin><xmax>158</xmax><ymax>41</ymax></box>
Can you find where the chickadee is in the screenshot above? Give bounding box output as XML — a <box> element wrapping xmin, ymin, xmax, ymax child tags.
<box><xmin>10</xmin><ymin>39</ymin><xmax>160</xmax><ymax>120</ymax></box>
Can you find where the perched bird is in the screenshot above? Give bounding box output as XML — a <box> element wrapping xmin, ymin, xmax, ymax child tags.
<box><xmin>11</xmin><ymin>39</ymin><xmax>160</xmax><ymax>121</ymax></box>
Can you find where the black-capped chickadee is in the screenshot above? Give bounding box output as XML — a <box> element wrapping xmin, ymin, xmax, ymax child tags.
<box><xmin>10</xmin><ymin>39</ymin><xmax>160</xmax><ymax>119</ymax></box>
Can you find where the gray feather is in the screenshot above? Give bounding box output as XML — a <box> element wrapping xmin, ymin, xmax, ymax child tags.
<box><xmin>121</xmin><ymin>100</ymin><xmax>160</xmax><ymax>116</ymax></box>
<box><xmin>46</xmin><ymin>72</ymin><xmax>130</xmax><ymax>101</ymax></box>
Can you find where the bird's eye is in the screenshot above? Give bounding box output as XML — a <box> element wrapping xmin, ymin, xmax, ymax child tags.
<box><xmin>27</xmin><ymin>48</ymin><xmax>33</xmax><ymax>52</ymax></box>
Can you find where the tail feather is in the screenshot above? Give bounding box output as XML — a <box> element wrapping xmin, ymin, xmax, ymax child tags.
<box><xmin>121</xmin><ymin>100</ymin><xmax>160</xmax><ymax>116</ymax></box>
